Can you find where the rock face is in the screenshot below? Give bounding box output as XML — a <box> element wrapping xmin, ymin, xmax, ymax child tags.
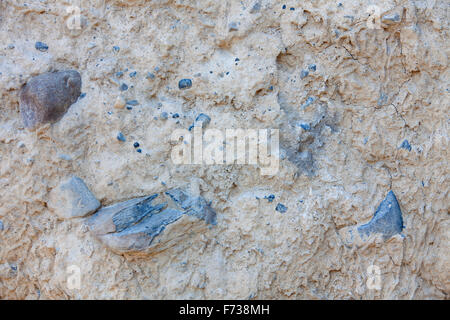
<box><xmin>87</xmin><ymin>189</ymin><xmax>216</xmax><ymax>254</ymax></box>
<box><xmin>0</xmin><ymin>0</ymin><xmax>448</xmax><ymax>300</ymax></box>
<box><xmin>358</xmin><ymin>191</ymin><xmax>404</xmax><ymax>240</ymax></box>
<box><xmin>19</xmin><ymin>70</ymin><xmax>81</xmax><ymax>130</ymax></box>
<box><xmin>48</xmin><ymin>176</ymin><xmax>100</xmax><ymax>219</ymax></box>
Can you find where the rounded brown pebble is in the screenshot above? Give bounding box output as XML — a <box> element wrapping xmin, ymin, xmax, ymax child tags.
<box><xmin>19</xmin><ymin>70</ymin><xmax>82</xmax><ymax>130</ymax></box>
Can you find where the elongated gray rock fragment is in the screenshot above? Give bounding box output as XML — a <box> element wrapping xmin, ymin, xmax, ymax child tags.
<box><xmin>48</xmin><ymin>176</ymin><xmax>100</xmax><ymax>219</ymax></box>
<box><xmin>358</xmin><ymin>190</ymin><xmax>404</xmax><ymax>240</ymax></box>
<box><xmin>87</xmin><ymin>188</ymin><xmax>217</xmax><ymax>254</ymax></box>
<box><xmin>19</xmin><ymin>70</ymin><xmax>81</xmax><ymax>130</ymax></box>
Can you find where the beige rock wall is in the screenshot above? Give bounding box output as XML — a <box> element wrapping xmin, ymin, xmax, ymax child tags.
<box><xmin>0</xmin><ymin>0</ymin><xmax>448</xmax><ymax>299</ymax></box>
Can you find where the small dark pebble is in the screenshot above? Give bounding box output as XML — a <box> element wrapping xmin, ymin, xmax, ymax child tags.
<box><xmin>129</xmin><ymin>71</ymin><xmax>137</xmax><ymax>78</ymax></box>
<box><xmin>79</xmin><ymin>93</ymin><xmax>86</xmax><ymax>99</ymax></box>
<box><xmin>116</xmin><ymin>71</ymin><xmax>124</xmax><ymax>78</ymax></box>
<box><xmin>300</xmin><ymin>69</ymin><xmax>309</xmax><ymax>79</ymax></box>
<box><xmin>275</xmin><ymin>203</ymin><xmax>287</xmax><ymax>213</ymax></box>
<box><xmin>290</xmin><ymin>7</ymin><xmax>295</xmax><ymax>11</ymax></box>
<box><xmin>136</xmin><ymin>148</ymin><xmax>142</xmax><ymax>153</ymax></box>
<box><xmin>126</xmin><ymin>100</ymin><xmax>139</xmax><ymax>106</ymax></box>
<box><xmin>300</xmin><ymin>123</ymin><xmax>311</xmax><ymax>131</ymax></box>
<box><xmin>0</xmin><ymin>220</ymin><xmax>3</xmax><ymax>231</ymax></box>
<box><xmin>229</xmin><ymin>22</ymin><xmax>239</xmax><ymax>31</ymax></box>
<box><xmin>113</xmin><ymin>46</ymin><xmax>120</xmax><ymax>53</ymax></box>
<box><xmin>250</xmin><ymin>2</ymin><xmax>261</xmax><ymax>13</ymax></box>
<box><xmin>117</xmin><ymin>132</ymin><xmax>126</xmax><ymax>142</ymax></box>
<box><xmin>269</xmin><ymin>85</ymin><xmax>273</xmax><ymax>91</ymax></box>
<box><xmin>264</xmin><ymin>194</ymin><xmax>275</xmax><ymax>203</ymax></box>
<box><xmin>160</xmin><ymin>112</ymin><xmax>169</xmax><ymax>120</ymax></box>
<box><xmin>235</xmin><ymin>58</ymin><xmax>240</xmax><ymax>62</ymax></box>
<box><xmin>308</xmin><ymin>64</ymin><xmax>316</xmax><ymax>71</ymax></box>
<box><xmin>35</xmin><ymin>41</ymin><xmax>48</xmax><ymax>52</ymax></box>
<box><xmin>172</xmin><ymin>113</ymin><xmax>180</xmax><ymax>118</ymax></box>
<box><xmin>178</xmin><ymin>79</ymin><xmax>192</xmax><ymax>90</ymax></box>
<box><xmin>195</xmin><ymin>113</ymin><xmax>211</xmax><ymax>125</ymax></box>
<box><xmin>282</xmin><ymin>5</ymin><xmax>286</xmax><ymax>9</ymax></box>
<box><xmin>400</xmin><ymin>139</ymin><xmax>411</xmax><ymax>151</ymax></box>
<box><xmin>120</xmin><ymin>83</ymin><xmax>128</xmax><ymax>91</ymax></box>
<box><xmin>133</xmin><ymin>142</ymin><xmax>140</xmax><ymax>148</ymax></box>
<box><xmin>146</xmin><ymin>72</ymin><xmax>155</xmax><ymax>79</ymax></box>
<box><xmin>126</xmin><ymin>106</ymin><xmax>133</xmax><ymax>110</ymax></box>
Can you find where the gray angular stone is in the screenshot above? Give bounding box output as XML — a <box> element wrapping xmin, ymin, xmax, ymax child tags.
<box><xmin>48</xmin><ymin>176</ymin><xmax>100</xmax><ymax>219</ymax></box>
<box><xmin>19</xmin><ymin>70</ymin><xmax>82</xmax><ymax>130</ymax></box>
<box><xmin>358</xmin><ymin>190</ymin><xmax>404</xmax><ymax>240</ymax></box>
<box><xmin>87</xmin><ymin>188</ymin><xmax>217</xmax><ymax>254</ymax></box>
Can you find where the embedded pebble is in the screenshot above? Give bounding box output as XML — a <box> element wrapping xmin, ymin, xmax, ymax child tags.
<box><xmin>87</xmin><ymin>188</ymin><xmax>216</xmax><ymax>253</ymax></box>
<box><xmin>160</xmin><ymin>112</ymin><xmax>169</xmax><ymax>120</ymax></box>
<box><xmin>300</xmin><ymin>123</ymin><xmax>311</xmax><ymax>131</ymax></box>
<box><xmin>35</xmin><ymin>41</ymin><xmax>48</xmax><ymax>52</ymax></box>
<box><xmin>178</xmin><ymin>79</ymin><xmax>192</xmax><ymax>90</ymax></box>
<box><xmin>19</xmin><ymin>70</ymin><xmax>82</xmax><ymax>130</ymax></box>
<box><xmin>275</xmin><ymin>203</ymin><xmax>287</xmax><ymax>213</ymax></box>
<box><xmin>0</xmin><ymin>220</ymin><xmax>3</xmax><ymax>231</ymax></box>
<box><xmin>300</xmin><ymin>70</ymin><xmax>309</xmax><ymax>79</ymax></box>
<box><xmin>229</xmin><ymin>22</ymin><xmax>239</xmax><ymax>31</ymax></box>
<box><xmin>126</xmin><ymin>100</ymin><xmax>139</xmax><ymax>106</ymax></box>
<box><xmin>190</xmin><ymin>113</ymin><xmax>211</xmax><ymax>130</ymax></box>
<box><xmin>264</xmin><ymin>194</ymin><xmax>275</xmax><ymax>202</ymax></box>
<box><xmin>357</xmin><ymin>190</ymin><xmax>404</xmax><ymax>240</ymax></box>
<box><xmin>48</xmin><ymin>176</ymin><xmax>100</xmax><ymax>219</ymax></box>
<box><xmin>117</xmin><ymin>132</ymin><xmax>126</xmax><ymax>142</ymax></box>
<box><xmin>382</xmin><ymin>13</ymin><xmax>401</xmax><ymax>25</ymax></box>
<box><xmin>400</xmin><ymin>139</ymin><xmax>412</xmax><ymax>151</ymax></box>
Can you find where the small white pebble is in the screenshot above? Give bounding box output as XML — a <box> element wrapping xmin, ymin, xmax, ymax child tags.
<box><xmin>114</xmin><ymin>96</ymin><xmax>126</xmax><ymax>109</ymax></box>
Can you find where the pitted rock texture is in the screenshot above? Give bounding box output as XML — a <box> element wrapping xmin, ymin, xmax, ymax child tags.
<box><xmin>0</xmin><ymin>0</ymin><xmax>448</xmax><ymax>299</ymax></box>
<box><xmin>19</xmin><ymin>70</ymin><xmax>81</xmax><ymax>130</ymax></box>
<box><xmin>87</xmin><ymin>189</ymin><xmax>216</xmax><ymax>254</ymax></box>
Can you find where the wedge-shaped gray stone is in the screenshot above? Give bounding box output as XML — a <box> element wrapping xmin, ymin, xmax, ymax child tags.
<box><xmin>19</xmin><ymin>70</ymin><xmax>81</xmax><ymax>130</ymax></box>
<box><xmin>87</xmin><ymin>188</ymin><xmax>217</xmax><ymax>254</ymax></box>
<box><xmin>358</xmin><ymin>190</ymin><xmax>404</xmax><ymax>240</ymax></box>
<box><xmin>48</xmin><ymin>176</ymin><xmax>100</xmax><ymax>219</ymax></box>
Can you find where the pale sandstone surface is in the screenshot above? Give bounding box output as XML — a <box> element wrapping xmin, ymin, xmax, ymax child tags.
<box><xmin>0</xmin><ymin>0</ymin><xmax>448</xmax><ymax>299</ymax></box>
